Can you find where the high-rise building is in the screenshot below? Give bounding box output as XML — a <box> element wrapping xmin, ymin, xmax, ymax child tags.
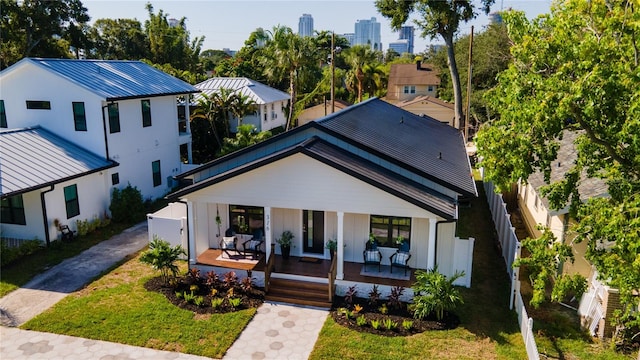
<box><xmin>298</xmin><ymin>14</ymin><xmax>314</xmax><ymax>37</ymax></box>
<box><xmin>388</xmin><ymin>40</ymin><xmax>409</xmax><ymax>55</ymax></box>
<box><xmin>342</xmin><ymin>33</ymin><xmax>355</xmax><ymax>46</ymax></box>
<box><xmin>354</xmin><ymin>17</ymin><xmax>382</xmax><ymax>51</ymax></box>
<box><xmin>398</xmin><ymin>26</ymin><xmax>415</xmax><ymax>54</ymax></box>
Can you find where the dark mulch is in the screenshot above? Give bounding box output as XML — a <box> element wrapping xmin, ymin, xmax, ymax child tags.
<box><xmin>331</xmin><ymin>296</ymin><xmax>459</xmax><ymax>337</ymax></box>
<box><xmin>144</xmin><ymin>275</ymin><xmax>265</xmax><ymax>314</ymax></box>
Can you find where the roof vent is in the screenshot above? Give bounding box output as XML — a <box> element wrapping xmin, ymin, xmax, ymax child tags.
<box><xmin>400</xmin><ymin>116</ymin><xmax>404</xmax><ymax>124</ymax></box>
<box><xmin>438</xmin><ymin>152</ymin><xmax>442</xmax><ymax>160</ymax></box>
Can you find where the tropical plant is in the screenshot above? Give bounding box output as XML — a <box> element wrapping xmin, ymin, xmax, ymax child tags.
<box><xmin>139</xmin><ymin>236</ymin><xmax>186</xmax><ymax>285</ymax></box>
<box><xmin>356</xmin><ymin>315</ymin><xmax>367</xmax><ymax>327</ymax></box>
<box><xmin>383</xmin><ymin>318</ymin><xmax>398</xmax><ymax>330</ymax></box>
<box><xmin>388</xmin><ymin>286</ymin><xmax>405</xmax><ymax>309</ymax></box>
<box><xmin>276</xmin><ymin>230</ymin><xmax>294</xmax><ymax>246</ymax></box>
<box><xmin>412</xmin><ymin>267</ymin><xmax>464</xmax><ymax>321</ymax></box>
<box><xmin>368</xmin><ymin>284</ymin><xmax>381</xmax><ymax>306</ymax></box>
<box><xmin>344</xmin><ymin>285</ymin><xmax>358</xmax><ymax>306</ymax></box>
<box><xmin>370</xmin><ymin>319</ymin><xmax>381</xmax><ymax>330</ymax></box>
<box><xmin>345</xmin><ymin>45</ymin><xmax>379</xmax><ymax>102</ymax></box>
<box><xmin>325</xmin><ymin>238</ymin><xmax>337</xmax><ymax>251</ymax></box>
<box><xmin>219</xmin><ymin>124</ymin><xmax>272</xmax><ymax>156</ymax></box>
<box><xmin>211</xmin><ymin>297</ymin><xmax>224</xmax><ymax>309</ymax></box>
<box><xmin>402</xmin><ymin>319</ymin><xmax>414</xmax><ymax>330</ymax></box>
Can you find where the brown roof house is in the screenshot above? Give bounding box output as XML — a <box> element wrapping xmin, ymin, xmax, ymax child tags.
<box><xmin>297</xmin><ymin>100</ymin><xmax>351</xmax><ymax>126</ymax></box>
<box><xmin>386</xmin><ymin>61</ymin><xmax>440</xmax><ymax>102</ymax></box>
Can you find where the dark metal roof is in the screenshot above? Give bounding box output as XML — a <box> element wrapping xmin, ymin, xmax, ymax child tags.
<box><xmin>0</xmin><ymin>127</ymin><xmax>117</xmax><ymax>198</ymax></box>
<box><xmin>315</xmin><ymin>98</ymin><xmax>477</xmax><ymax>197</ymax></box>
<box><xmin>11</xmin><ymin>58</ymin><xmax>199</xmax><ymax>101</ymax></box>
<box><xmin>169</xmin><ymin>137</ymin><xmax>457</xmax><ymax>219</ymax></box>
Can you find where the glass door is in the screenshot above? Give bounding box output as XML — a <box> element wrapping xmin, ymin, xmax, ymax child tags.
<box><xmin>302</xmin><ymin>210</ymin><xmax>324</xmax><ymax>254</ymax></box>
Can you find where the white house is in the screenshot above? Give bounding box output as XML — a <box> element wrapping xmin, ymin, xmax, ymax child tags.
<box><xmin>193</xmin><ymin>77</ymin><xmax>289</xmax><ymax>133</ymax></box>
<box><xmin>150</xmin><ymin>98</ymin><xmax>477</xmax><ymax>304</ymax></box>
<box><xmin>0</xmin><ymin>58</ymin><xmax>199</xmax><ymax>243</ymax></box>
<box><xmin>385</xmin><ymin>62</ymin><xmax>440</xmax><ymax>103</ymax></box>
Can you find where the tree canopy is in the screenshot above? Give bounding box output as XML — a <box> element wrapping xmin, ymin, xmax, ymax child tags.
<box><xmin>476</xmin><ymin>0</ymin><xmax>640</xmax><ymax>336</ymax></box>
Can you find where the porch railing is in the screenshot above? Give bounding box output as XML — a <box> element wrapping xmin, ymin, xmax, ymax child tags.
<box><xmin>264</xmin><ymin>243</ymin><xmax>276</xmax><ymax>293</ymax></box>
<box><xmin>327</xmin><ymin>255</ymin><xmax>337</xmax><ymax>302</ymax></box>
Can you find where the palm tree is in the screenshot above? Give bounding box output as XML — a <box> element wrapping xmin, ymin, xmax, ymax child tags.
<box><xmin>362</xmin><ymin>62</ymin><xmax>388</xmax><ymax>98</ymax></box>
<box><xmin>412</xmin><ymin>266</ymin><xmax>464</xmax><ymax>321</ymax></box>
<box><xmin>192</xmin><ymin>93</ymin><xmax>224</xmax><ymax>149</ymax></box>
<box><xmin>260</xmin><ymin>26</ymin><xmax>318</xmax><ymax>130</ymax></box>
<box><xmin>345</xmin><ymin>45</ymin><xmax>378</xmax><ymax>102</ymax></box>
<box><xmin>230</xmin><ymin>93</ymin><xmax>257</xmax><ymax>127</ymax></box>
<box><xmin>220</xmin><ymin>124</ymin><xmax>272</xmax><ymax>156</ymax></box>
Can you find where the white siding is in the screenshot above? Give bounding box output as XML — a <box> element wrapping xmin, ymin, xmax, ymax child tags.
<box><xmin>436</xmin><ymin>221</ymin><xmax>456</xmax><ymax>275</ymax></box>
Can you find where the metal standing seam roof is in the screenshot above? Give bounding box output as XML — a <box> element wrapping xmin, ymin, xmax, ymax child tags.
<box><xmin>194</xmin><ymin>77</ymin><xmax>290</xmax><ymax>104</ymax></box>
<box><xmin>315</xmin><ymin>98</ymin><xmax>477</xmax><ymax>197</ymax></box>
<box><xmin>0</xmin><ymin>127</ymin><xmax>117</xmax><ymax>197</ymax></box>
<box><xmin>8</xmin><ymin>58</ymin><xmax>199</xmax><ymax>101</ymax></box>
<box><xmin>169</xmin><ymin>137</ymin><xmax>457</xmax><ymax>219</ymax></box>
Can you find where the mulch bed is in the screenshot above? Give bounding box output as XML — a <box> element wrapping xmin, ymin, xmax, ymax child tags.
<box><xmin>331</xmin><ymin>296</ymin><xmax>459</xmax><ymax>337</ymax></box>
<box><xmin>144</xmin><ymin>274</ymin><xmax>265</xmax><ymax>314</ymax></box>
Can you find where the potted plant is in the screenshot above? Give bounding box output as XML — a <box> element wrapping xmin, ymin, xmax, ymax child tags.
<box><xmin>396</xmin><ymin>235</ymin><xmax>409</xmax><ymax>252</ymax></box>
<box><xmin>325</xmin><ymin>238</ymin><xmax>338</xmax><ymax>260</ymax></box>
<box><xmin>367</xmin><ymin>232</ymin><xmax>378</xmax><ymax>250</ymax></box>
<box><xmin>277</xmin><ymin>230</ymin><xmax>294</xmax><ymax>259</ymax></box>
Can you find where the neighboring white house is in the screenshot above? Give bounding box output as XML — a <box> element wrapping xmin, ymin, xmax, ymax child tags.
<box><xmin>150</xmin><ymin>98</ymin><xmax>477</xmax><ymax>295</ymax></box>
<box><xmin>0</xmin><ymin>58</ymin><xmax>199</xmax><ymax>243</ymax></box>
<box><xmin>391</xmin><ymin>95</ymin><xmax>455</xmax><ymax>127</ymax></box>
<box><xmin>193</xmin><ymin>77</ymin><xmax>289</xmax><ymax>133</ymax></box>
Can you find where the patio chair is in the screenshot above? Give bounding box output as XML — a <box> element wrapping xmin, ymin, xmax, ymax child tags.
<box><xmin>242</xmin><ymin>228</ymin><xmax>264</xmax><ymax>259</ymax></box>
<box><xmin>363</xmin><ymin>249</ymin><xmax>382</xmax><ymax>272</ymax></box>
<box><xmin>59</xmin><ymin>225</ymin><xmax>76</xmax><ymax>242</ymax></box>
<box><xmin>390</xmin><ymin>251</ymin><xmax>411</xmax><ymax>275</ymax></box>
<box><xmin>219</xmin><ymin>236</ymin><xmax>239</xmax><ymax>259</ymax></box>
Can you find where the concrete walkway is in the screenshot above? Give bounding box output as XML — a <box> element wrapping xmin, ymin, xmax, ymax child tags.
<box><xmin>0</xmin><ymin>222</ymin><xmax>149</xmax><ymax>327</ymax></box>
<box><xmin>0</xmin><ymin>222</ymin><xmax>329</xmax><ymax>359</ymax></box>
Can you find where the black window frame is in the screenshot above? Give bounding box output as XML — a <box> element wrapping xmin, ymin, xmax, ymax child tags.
<box><xmin>370</xmin><ymin>215</ymin><xmax>411</xmax><ymax>248</ymax></box>
<box><xmin>152</xmin><ymin>160</ymin><xmax>161</xmax><ymax>187</ymax></box>
<box><xmin>229</xmin><ymin>205</ymin><xmax>264</xmax><ymax>234</ymax></box>
<box><xmin>26</xmin><ymin>100</ymin><xmax>51</xmax><ymax>110</ymax></box>
<box><xmin>72</xmin><ymin>102</ymin><xmax>87</xmax><ymax>131</ymax></box>
<box><xmin>0</xmin><ymin>100</ymin><xmax>7</xmax><ymax>128</ymax></box>
<box><xmin>141</xmin><ymin>99</ymin><xmax>152</xmax><ymax>127</ymax></box>
<box><xmin>111</xmin><ymin>173</ymin><xmax>120</xmax><ymax>186</ymax></box>
<box><xmin>1</xmin><ymin>194</ymin><xmax>26</xmax><ymax>225</ymax></box>
<box><xmin>108</xmin><ymin>103</ymin><xmax>120</xmax><ymax>134</ymax></box>
<box><xmin>64</xmin><ymin>184</ymin><xmax>80</xmax><ymax>219</ymax></box>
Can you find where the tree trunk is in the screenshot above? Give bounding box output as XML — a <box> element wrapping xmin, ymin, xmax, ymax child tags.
<box><xmin>286</xmin><ymin>71</ymin><xmax>296</xmax><ymax>131</ymax></box>
<box><xmin>443</xmin><ymin>34</ymin><xmax>464</xmax><ymax>131</ymax></box>
<box><xmin>357</xmin><ymin>69</ymin><xmax>364</xmax><ymax>102</ymax></box>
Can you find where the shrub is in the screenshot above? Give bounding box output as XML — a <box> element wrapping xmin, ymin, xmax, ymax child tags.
<box><xmin>223</xmin><ymin>271</ymin><xmax>238</xmax><ymax>289</ymax></box>
<box><xmin>205</xmin><ymin>270</ymin><xmax>219</xmax><ymax>287</ymax></box>
<box><xmin>109</xmin><ymin>184</ymin><xmax>145</xmax><ymax>223</ymax></box>
<box><xmin>175</xmin><ymin>291</ymin><xmax>183</xmax><ymax>299</ymax></box>
<box><xmin>240</xmin><ymin>277</ymin><xmax>253</xmax><ymax>293</ymax></box>
<box><xmin>378</xmin><ymin>304</ymin><xmax>388</xmax><ymax>315</ymax></box>
<box><xmin>183</xmin><ymin>291</ymin><xmax>196</xmax><ymax>303</ymax></box>
<box><xmin>370</xmin><ymin>319</ymin><xmax>381</xmax><ymax>329</ymax></box>
<box><xmin>383</xmin><ymin>318</ymin><xmax>397</xmax><ymax>330</ymax></box>
<box><xmin>211</xmin><ymin>297</ymin><xmax>224</xmax><ymax>308</ymax></box>
<box><xmin>368</xmin><ymin>284</ymin><xmax>381</xmax><ymax>306</ymax></box>
<box><xmin>344</xmin><ymin>285</ymin><xmax>358</xmax><ymax>306</ymax></box>
<box><xmin>193</xmin><ymin>296</ymin><xmax>205</xmax><ymax>307</ymax></box>
<box><xmin>402</xmin><ymin>320</ymin><xmax>413</xmax><ymax>330</ymax></box>
<box><xmin>228</xmin><ymin>297</ymin><xmax>241</xmax><ymax>309</ymax></box>
<box><xmin>0</xmin><ymin>239</ymin><xmax>43</xmax><ymax>267</ymax></box>
<box><xmin>356</xmin><ymin>315</ymin><xmax>367</xmax><ymax>327</ymax></box>
<box><xmin>139</xmin><ymin>236</ymin><xmax>186</xmax><ymax>285</ymax></box>
<box><xmin>388</xmin><ymin>286</ymin><xmax>405</xmax><ymax>309</ymax></box>
<box><xmin>412</xmin><ymin>266</ymin><xmax>464</xmax><ymax>321</ymax></box>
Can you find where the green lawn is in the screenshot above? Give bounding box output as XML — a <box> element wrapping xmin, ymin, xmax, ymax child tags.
<box><xmin>21</xmin><ymin>255</ymin><xmax>255</xmax><ymax>359</ymax></box>
<box><xmin>0</xmin><ymin>222</ymin><xmax>132</xmax><ymax>297</ymax></box>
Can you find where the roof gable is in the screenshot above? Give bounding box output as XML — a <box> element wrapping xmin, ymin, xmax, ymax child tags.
<box><xmin>194</xmin><ymin>77</ymin><xmax>290</xmax><ymax>104</ymax></box>
<box><xmin>0</xmin><ymin>127</ymin><xmax>117</xmax><ymax>197</ymax></box>
<box><xmin>3</xmin><ymin>58</ymin><xmax>198</xmax><ymax>101</ymax></box>
<box><xmin>388</xmin><ymin>63</ymin><xmax>441</xmax><ymax>88</ymax></box>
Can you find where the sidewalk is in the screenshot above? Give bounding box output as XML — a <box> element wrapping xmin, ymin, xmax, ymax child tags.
<box><xmin>0</xmin><ymin>222</ymin><xmax>149</xmax><ymax>327</ymax></box>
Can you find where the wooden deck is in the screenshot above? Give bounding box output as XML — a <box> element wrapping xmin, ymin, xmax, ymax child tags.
<box><xmin>196</xmin><ymin>249</ymin><xmax>415</xmax><ymax>287</ymax></box>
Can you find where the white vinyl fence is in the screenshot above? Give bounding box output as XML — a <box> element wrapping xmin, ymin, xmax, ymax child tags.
<box><xmin>483</xmin><ymin>178</ymin><xmax>540</xmax><ymax>360</ymax></box>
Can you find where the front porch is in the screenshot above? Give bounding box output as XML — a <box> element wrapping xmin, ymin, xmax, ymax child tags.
<box><xmin>195</xmin><ymin>249</ymin><xmax>415</xmax><ymax>288</ymax></box>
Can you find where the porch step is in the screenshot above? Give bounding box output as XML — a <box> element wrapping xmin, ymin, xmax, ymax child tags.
<box><xmin>266</xmin><ymin>278</ymin><xmax>332</xmax><ymax>308</ymax></box>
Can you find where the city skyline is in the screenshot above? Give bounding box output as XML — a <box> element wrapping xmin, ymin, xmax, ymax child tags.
<box><xmin>83</xmin><ymin>0</ymin><xmax>552</xmax><ymax>53</ymax></box>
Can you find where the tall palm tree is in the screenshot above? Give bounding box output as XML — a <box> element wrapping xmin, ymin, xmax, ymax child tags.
<box><xmin>260</xmin><ymin>26</ymin><xmax>318</xmax><ymax>130</ymax></box>
<box><xmin>230</xmin><ymin>93</ymin><xmax>257</xmax><ymax>127</ymax></box>
<box><xmin>191</xmin><ymin>93</ymin><xmax>224</xmax><ymax>150</ymax></box>
<box><xmin>345</xmin><ymin>45</ymin><xmax>378</xmax><ymax>102</ymax></box>
<box><xmin>362</xmin><ymin>62</ymin><xmax>388</xmax><ymax>98</ymax></box>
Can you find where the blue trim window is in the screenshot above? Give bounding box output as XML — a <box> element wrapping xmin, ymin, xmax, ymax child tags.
<box><xmin>1</xmin><ymin>195</ymin><xmax>26</xmax><ymax>225</ymax></box>
<box><xmin>108</xmin><ymin>103</ymin><xmax>120</xmax><ymax>133</ymax></box>
<box><xmin>64</xmin><ymin>185</ymin><xmax>80</xmax><ymax>219</ymax></box>
<box><xmin>141</xmin><ymin>100</ymin><xmax>152</xmax><ymax>127</ymax></box>
<box><xmin>152</xmin><ymin>160</ymin><xmax>161</xmax><ymax>187</ymax></box>
<box><xmin>72</xmin><ymin>102</ymin><xmax>87</xmax><ymax>131</ymax></box>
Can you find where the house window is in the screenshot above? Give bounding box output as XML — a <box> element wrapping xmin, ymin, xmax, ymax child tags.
<box><xmin>141</xmin><ymin>99</ymin><xmax>152</xmax><ymax>127</ymax></box>
<box><xmin>370</xmin><ymin>215</ymin><xmax>411</xmax><ymax>248</ymax></box>
<box><xmin>108</xmin><ymin>103</ymin><xmax>120</xmax><ymax>133</ymax></box>
<box><xmin>152</xmin><ymin>160</ymin><xmax>161</xmax><ymax>187</ymax></box>
<box><xmin>26</xmin><ymin>100</ymin><xmax>51</xmax><ymax>110</ymax></box>
<box><xmin>428</xmin><ymin>85</ymin><xmax>434</xmax><ymax>92</ymax></box>
<box><xmin>64</xmin><ymin>184</ymin><xmax>80</xmax><ymax>219</ymax></box>
<box><xmin>229</xmin><ymin>205</ymin><xmax>264</xmax><ymax>234</ymax></box>
<box><xmin>72</xmin><ymin>102</ymin><xmax>87</xmax><ymax>131</ymax></box>
<box><xmin>403</xmin><ymin>86</ymin><xmax>416</xmax><ymax>94</ymax></box>
<box><xmin>534</xmin><ymin>194</ymin><xmax>540</xmax><ymax>210</ymax></box>
<box><xmin>0</xmin><ymin>100</ymin><xmax>6</xmax><ymax>128</ymax></box>
<box><xmin>111</xmin><ymin>173</ymin><xmax>119</xmax><ymax>185</ymax></box>
<box><xmin>1</xmin><ymin>194</ymin><xmax>26</xmax><ymax>225</ymax></box>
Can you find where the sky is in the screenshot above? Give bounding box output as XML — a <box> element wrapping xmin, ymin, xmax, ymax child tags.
<box><xmin>82</xmin><ymin>0</ymin><xmax>552</xmax><ymax>53</ymax></box>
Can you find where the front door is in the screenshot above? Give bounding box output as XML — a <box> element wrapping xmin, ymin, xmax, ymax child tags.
<box><xmin>303</xmin><ymin>210</ymin><xmax>324</xmax><ymax>254</ymax></box>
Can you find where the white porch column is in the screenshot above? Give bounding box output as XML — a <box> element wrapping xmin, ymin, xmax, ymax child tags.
<box><xmin>264</xmin><ymin>207</ymin><xmax>272</xmax><ymax>259</ymax></box>
<box><xmin>337</xmin><ymin>211</ymin><xmax>344</xmax><ymax>280</ymax></box>
<box><xmin>187</xmin><ymin>201</ymin><xmax>196</xmax><ymax>265</ymax></box>
<box><xmin>184</xmin><ymin>94</ymin><xmax>193</xmax><ymax>164</ymax></box>
<box><xmin>427</xmin><ymin>218</ymin><xmax>437</xmax><ymax>270</ymax></box>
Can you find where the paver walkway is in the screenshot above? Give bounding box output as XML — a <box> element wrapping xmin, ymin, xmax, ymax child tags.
<box><xmin>0</xmin><ymin>222</ymin><xmax>149</xmax><ymax>326</ymax></box>
<box><xmin>223</xmin><ymin>302</ymin><xmax>328</xmax><ymax>360</ymax></box>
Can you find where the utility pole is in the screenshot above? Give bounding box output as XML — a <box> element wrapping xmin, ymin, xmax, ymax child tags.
<box><xmin>464</xmin><ymin>26</ymin><xmax>474</xmax><ymax>143</ymax></box>
<box><xmin>331</xmin><ymin>31</ymin><xmax>335</xmax><ymax>114</ymax></box>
